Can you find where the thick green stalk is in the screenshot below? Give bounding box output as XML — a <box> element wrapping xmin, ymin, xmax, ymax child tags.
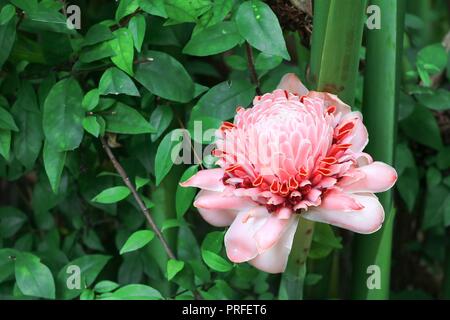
<box><xmin>279</xmin><ymin>0</ymin><xmax>367</xmax><ymax>300</ymax></box>
<box><xmin>278</xmin><ymin>218</ymin><xmax>315</xmax><ymax>300</ymax></box>
<box><xmin>309</xmin><ymin>0</ymin><xmax>368</xmax><ymax>104</ymax></box>
<box><xmin>351</xmin><ymin>0</ymin><xmax>405</xmax><ymax>299</ymax></box>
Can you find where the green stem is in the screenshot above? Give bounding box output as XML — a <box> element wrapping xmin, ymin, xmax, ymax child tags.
<box><xmin>279</xmin><ymin>0</ymin><xmax>367</xmax><ymax>300</ymax></box>
<box><xmin>278</xmin><ymin>218</ymin><xmax>314</xmax><ymax>300</ymax></box>
<box><xmin>351</xmin><ymin>0</ymin><xmax>405</xmax><ymax>299</ymax></box>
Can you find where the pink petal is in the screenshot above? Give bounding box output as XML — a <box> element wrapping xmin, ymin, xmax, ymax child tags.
<box><xmin>194</xmin><ymin>190</ymin><xmax>255</xmax><ymax>210</ymax></box>
<box><xmin>302</xmin><ymin>193</ymin><xmax>385</xmax><ymax>234</ymax></box>
<box><xmin>277</xmin><ymin>73</ymin><xmax>309</xmax><ymax>96</ymax></box>
<box><xmin>254</xmin><ymin>208</ymin><xmax>294</xmax><ymax>252</ymax></box>
<box><xmin>320</xmin><ymin>190</ymin><xmax>364</xmax><ymax>212</ymax></box>
<box><xmin>248</xmin><ymin>216</ymin><xmax>300</xmax><ymax>273</ymax></box>
<box><xmin>338</xmin><ymin>162</ymin><xmax>398</xmax><ymax>193</ymax></box>
<box><xmin>339</xmin><ymin>112</ymin><xmax>368</xmax><ymax>152</ymax></box>
<box><xmin>180</xmin><ymin>168</ymin><xmax>225</xmax><ymax>192</ymax></box>
<box><xmin>224</xmin><ymin>206</ymin><xmax>269</xmax><ymax>263</ymax></box>
<box><xmin>307</xmin><ymin>91</ymin><xmax>351</xmax><ymax>116</ymax></box>
<box><xmin>194</xmin><ymin>190</ymin><xmax>255</xmax><ymax>227</ymax></box>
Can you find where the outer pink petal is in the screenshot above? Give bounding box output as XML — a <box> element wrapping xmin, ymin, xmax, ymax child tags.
<box><xmin>338</xmin><ymin>161</ymin><xmax>398</xmax><ymax>193</ymax></box>
<box><xmin>180</xmin><ymin>168</ymin><xmax>225</xmax><ymax>192</ymax></box>
<box><xmin>320</xmin><ymin>190</ymin><xmax>364</xmax><ymax>212</ymax></box>
<box><xmin>253</xmin><ymin>208</ymin><xmax>294</xmax><ymax>252</ymax></box>
<box><xmin>307</xmin><ymin>91</ymin><xmax>351</xmax><ymax>115</ymax></box>
<box><xmin>248</xmin><ymin>215</ymin><xmax>300</xmax><ymax>273</ymax></box>
<box><xmin>302</xmin><ymin>193</ymin><xmax>385</xmax><ymax>234</ymax></box>
<box><xmin>194</xmin><ymin>190</ymin><xmax>255</xmax><ymax>227</ymax></box>
<box><xmin>339</xmin><ymin>111</ymin><xmax>368</xmax><ymax>152</ymax></box>
<box><xmin>194</xmin><ymin>190</ymin><xmax>255</xmax><ymax>210</ymax></box>
<box><xmin>224</xmin><ymin>206</ymin><xmax>269</xmax><ymax>263</ymax></box>
<box><xmin>277</xmin><ymin>73</ymin><xmax>309</xmax><ymax>96</ymax></box>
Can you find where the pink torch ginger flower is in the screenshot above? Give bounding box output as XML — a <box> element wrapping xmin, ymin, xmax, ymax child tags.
<box><xmin>181</xmin><ymin>74</ymin><xmax>397</xmax><ymax>273</ymax></box>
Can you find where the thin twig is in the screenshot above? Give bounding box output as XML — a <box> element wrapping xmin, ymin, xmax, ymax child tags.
<box><xmin>245</xmin><ymin>42</ymin><xmax>262</xmax><ymax>95</ymax></box>
<box><xmin>99</xmin><ymin>137</ymin><xmax>202</xmax><ymax>300</ymax></box>
<box><xmin>100</xmin><ymin>136</ymin><xmax>176</xmax><ymax>260</ymax></box>
<box><xmin>175</xmin><ymin>115</ymin><xmax>205</xmax><ymax>170</ymax></box>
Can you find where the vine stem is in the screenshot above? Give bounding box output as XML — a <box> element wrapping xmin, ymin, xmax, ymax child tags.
<box><xmin>100</xmin><ymin>136</ymin><xmax>176</xmax><ymax>260</ymax></box>
<box><xmin>278</xmin><ymin>218</ymin><xmax>314</xmax><ymax>300</ymax></box>
<box><xmin>245</xmin><ymin>42</ymin><xmax>262</xmax><ymax>95</ymax></box>
<box><xmin>99</xmin><ymin>137</ymin><xmax>202</xmax><ymax>300</ymax></box>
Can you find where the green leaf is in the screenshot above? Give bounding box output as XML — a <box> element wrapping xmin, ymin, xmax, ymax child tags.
<box><xmin>201</xmin><ymin>231</ymin><xmax>224</xmax><ymax>253</ymax></box>
<box><xmin>400</xmin><ymin>105</ymin><xmax>443</xmax><ymax>150</ymax></box>
<box><xmin>94</xmin><ymin>280</ymin><xmax>120</xmax><ymax>293</ymax></box>
<box><xmin>99</xmin><ymin>67</ymin><xmax>140</xmax><ymax>96</ymax></box>
<box><xmin>176</xmin><ymin>165</ymin><xmax>199</xmax><ymax>218</ymax></box>
<box><xmin>0</xmin><ymin>248</ymin><xmax>16</xmax><ymax>283</ymax></box>
<box><xmin>83</xmin><ymin>23</ymin><xmax>115</xmax><ymax>47</ymax></box>
<box><xmin>183</xmin><ymin>21</ymin><xmax>242</xmax><ymax>56</ymax></box>
<box><xmin>43</xmin><ymin>141</ymin><xmax>66</xmax><ymax>194</ymax></box>
<box><xmin>139</xmin><ymin>0</ymin><xmax>167</xmax><ymax>18</ymax></box>
<box><xmin>167</xmin><ymin>259</ymin><xmax>185</xmax><ymax>280</ymax></box>
<box><xmin>120</xmin><ymin>230</ymin><xmax>155</xmax><ymax>254</ymax></box>
<box><xmin>110</xmin><ymin>28</ymin><xmax>135</xmax><ymax>76</ymax></box>
<box><xmin>150</xmin><ymin>105</ymin><xmax>174</xmax><ymax>142</ymax></box>
<box><xmin>192</xmin><ymin>79</ymin><xmax>255</xmax><ymax>120</ymax></box>
<box><xmin>255</xmin><ymin>52</ymin><xmax>282</xmax><ymax>71</ymax></box>
<box><xmin>15</xmin><ymin>252</ymin><xmax>55</xmax><ymax>299</ymax></box>
<box><xmin>154</xmin><ymin>129</ymin><xmax>184</xmax><ymax>185</ymax></box>
<box><xmin>164</xmin><ymin>0</ymin><xmax>211</xmax><ymax>24</ymax></box>
<box><xmin>416</xmin><ymin>89</ymin><xmax>450</xmax><ymax>111</ymax></box>
<box><xmin>196</xmin><ymin>0</ymin><xmax>233</xmax><ymax>31</ymax></box>
<box><xmin>225</xmin><ymin>55</ymin><xmax>247</xmax><ymax>70</ymax></box>
<box><xmin>92</xmin><ymin>186</ymin><xmax>131</xmax><ymax>204</ymax></box>
<box><xmin>417</xmin><ymin>43</ymin><xmax>447</xmax><ymax>76</ymax></box>
<box><xmin>9</xmin><ymin>0</ymin><xmax>37</xmax><ymax>13</ymax></box>
<box><xmin>104</xmin><ymin>284</ymin><xmax>162</xmax><ymax>300</ymax></box>
<box><xmin>43</xmin><ymin>78</ymin><xmax>85</xmax><ymax>151</ymax></box>
<box><xmin>134</xmin><ymin>50</ymin><xmax>195</xmax><ymax>103</ymax></box>
<box><xmin>82</xmin><ymin>116</ymin><xmax>101</xmax><ymax>137</ymax></box>
<box><xmin>11</xmin><ymin>82</ymin><xmax>43</xmax><ymax>169</ymax></box>
<box><xmin>135</xmin><ymin>176</ymin><xmax>150</xmax><ymax>190</ymax></box>
<box><xmin>426</xmin><ymin>167</ymin><xmax>442</xmax><ymax>188</ymax></box>
<box><xmin>57</xmin><ymin>255</ymin><xmax>111</xmax><ymax>299</ymax></box>
<box><xmin>0</xmin><ymin>17</ymin><xmax>16</xmax><ymax>69</ymax></box>
<box><xmin>202</xmin><ymin>250</ymin><xmax>233</xmax><ymax>272</ymax></box>
<box><xmin>397</xmin><ymin>167</ymin><xmax>419</xmax><ymax>212</ymax></box>
<box><xmin>128</xmin><ymin>14</ymin><xmax>146</xmax><ymax>52</ymax></box>
<box><xmin>82</xmin><ymin>89</ymin><xmax>100</xmax><ymax>111</ymax></box>
<box><xmin>116</xmin><ymin>0</ymin><xmax>139</xmax><ymax>21</ymax></box>
<box><xmin>235</xmin><ymin>0</ymin><xmax>290</xmax><ymax>60</ymax></box>
<box><xmin>104</xmin><ymin>102</ymin><xmax>155</xmax><ymax>134</ymax></box>
<box><xmin>80</xmin><ymin>289</ymin><xmax>95</xmax><ymax>300</ymax></box>
<box><xmin>187</xmin><ymin>115</ymin><xmax>222</xmax><ymax>144</ymax></box>
<box><xmin>0</xmin><ymin>5</ymin><xmax>16</xmax><ymax>25</ymax></box>
<box><xmin>0</xmin><ymin>107</ymin><xmax>19</xmax><ymax>131</ymax></box>
<box><xmin>309</xmin><ymin>223</ymin><xmax>342</xmax><ymax>259</ymax></box>
<box><xmin>422</xmin><ymin>184</ymin><xmax>449</xmax><ymax>229</ymax></box>
<box><xmin>0</xmin><ymin>129</ymin><xmax>11</xmax><ymax>160</ymax></box>
<box><xmin>0</xmin><ymin>207</ymin><xmax>27</xmax><ymax>238</ymax></box>
<box><xmin>437</xmin><ymin>147</ymin><xmax>450</xmax><ymax>170</ymax></box>
<box><xmin>79</xmin><ymin>41</ymin><xmax>116</xmax><ymax>63</ymax></box>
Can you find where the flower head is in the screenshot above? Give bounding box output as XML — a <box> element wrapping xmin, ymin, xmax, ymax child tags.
<box><xmin>181</xmin><ymin>74</ymin><xmax>397</xmax><ymax>273</ymax></box>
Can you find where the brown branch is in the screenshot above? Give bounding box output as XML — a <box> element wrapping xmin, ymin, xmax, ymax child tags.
<box><xmin>100</xmin><ymin>136</ymin><xmax>176</xmax><ymax>260</ymax></box>
<box><xmin>245</xmin><ymin>42</ymin><xmax>262</xmax><ymax>95</ymax></box>
<box><xmin>99</xmin><ymin>137</ymin><xmax>202</xmax><ymax>300</ymax></box>
<box><xmin>175</xmin><ymin>115</ymin><xmax>205</xmax><ymax>170</ymax></box>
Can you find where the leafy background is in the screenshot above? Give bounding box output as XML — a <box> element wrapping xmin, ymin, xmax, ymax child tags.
<box><xmin>0</xmin><ymin>0</ymin><xmax>448</xmax><ymax>300</ymax></box>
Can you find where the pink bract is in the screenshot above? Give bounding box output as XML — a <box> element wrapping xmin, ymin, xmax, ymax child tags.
<box><xmin>181</xmin><ymin>74</ymin><xmax>397</xmax><ymax>273</ymax></box>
